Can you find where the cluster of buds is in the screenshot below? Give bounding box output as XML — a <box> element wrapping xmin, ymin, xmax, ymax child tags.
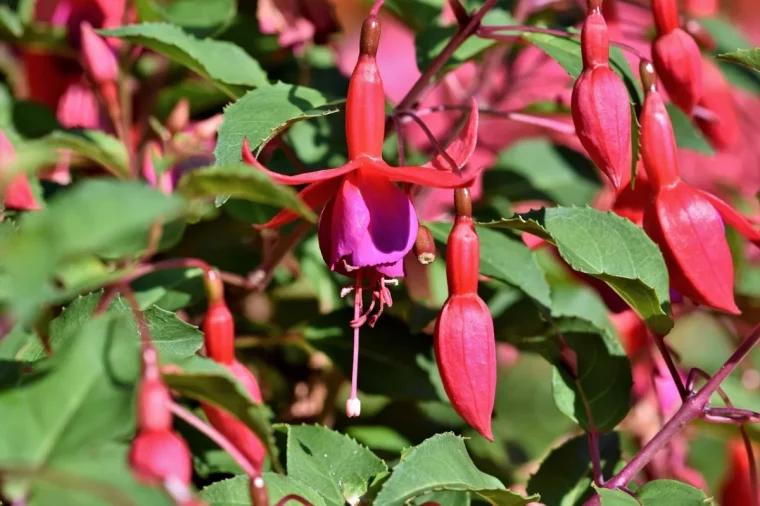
<box><xmin>434</xmin><ymin>188</ymin><xmax>496</xmax><ymax>441</ymax></box>
<box><xmin>571</xmin><ymin>0</ymin><xmax>632</xmax><ymax>189</ymax></box>
<box><xmin>200</xmin><ymin>271</ymin><xmax>267</xmax><ymax>474</ymax></box>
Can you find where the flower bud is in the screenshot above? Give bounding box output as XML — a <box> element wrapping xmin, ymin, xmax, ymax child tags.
<box><xmin>80</xmin><ymin>22</ymin><xmax>119</xmax><ymax>85</ymax></box>
<box><xmin>204</xmin><ymin>302</ymin><xmax>236</xmax><ymax>365</ymax></box>
<box><xmin>167</xmin><ymin>98</ymin><xmax>191</xmax><ymax>134</ymax></box>
<box><xmin>413</xmin><ymin>225</ymin><xmax>436</xmax><ymax>265</ymax></box>
<box><xmin>639</xmin><ymin>74</ymin><xmax>681</xmax><ymax>190</ymax></box>
<box><xmin>652</xmin><ymin>28</ymin><xmax>703</xmax><ymax>114</ymax></box>
<box><xmin>129</xmin><ymin>430</ymin><xmax>193</xmax><ymax>485</ymax></box>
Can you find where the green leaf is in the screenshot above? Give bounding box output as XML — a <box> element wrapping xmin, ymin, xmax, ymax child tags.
<box><xmin>99</xmin><ymin>23</ymin><xmax>268</xmax><ymax>97</ymax></box>
<box><xmin>597</xmin><ymin>489</ymin><xmax>640</xmax><ymax>505</ymax></box>
<box><xmin>163</xmin><ymin>356</ymin><xmax>280</xmax><ymax>471</ymax></box>
<box><xmin>665</xmin><ymin>104</ymin><xmax>714</xmax><ymax>155</ymax></box>
<box><xmin>214</xmin><ymin>82</ymin><xmax>341</xmax><ymax>167</ymax></box>
<box><xmin>485</xmin><ymin>139</ymin><xmax>602</xmax><ymax>206</ymax></box>
<box><xmin>527</xmin><ymin>432</ymin><xmax>622</xmax><ymax>506</ymax></box>
<box><xmin>635</xmin><ymin>479</ymin><xmax>708</xmax><ymax>505</ymax></box>
<box><xmin>0</xmin><ymin>314</ymin><xmax>141</xmax><ymax>499</ymax></box>
<box><xmin>374</xmin><ymin>433</ymin><xmax>538</xmax><ymax>506</ymax></box>
<box><xmin>277</xmin><ymin>424</ymin><xmax>388</xmax><ymax>506</ymax></box>
<box><xmin>481</xmin><ymin>206</ymin><xmax>672</xmax><ymax>333</ymax></box>
<box><xmin>699</xmin><ymin>17</ymin><xmax>760</xmax><ymax>95</ymax></box>
<box><xmin>44</xmin><ymin>129</ymin><xmax>130</xmax><ymax>178</ymax></box>
<box><xmin>346</xmin><ymin>426</ymin><xmax>413</xmax><ymax>454</ymax></box>
<box><xmin>427</xmin><ymin>222</ymin><xmax>551</xmax><ymax>307</ymax></box>
<box><xmin>717</xmin><ymin>48</ymin><xmax>760</xmax><ymax>72</ymax></box>
<box><xmin>135</xmin><ymin>0</ymin><xmax>237</xmax><ymax>36</ymax></box>
<box><xmin>0</xmin><ymin>5</ymin><xmax>23</xmax><ymax>37</ymax></box>
<box><xmin>384</xmin><ymin>0</ymin><xmax>443</xmax><ymax>32</ymax></box>
<box><xmin>200</xmin><ymin>473</ymin><xmax>327</xmax><ymax>506</ymax></box>
<box><xmin>0</xmin><ymin>180</ymin><xmax>184</xmax><ymax>322</ymax></box>
<box><xmin>21</xmin><ymin>292</ymin><xmax>203</xmax><ymax>362</ymax></box>
<box><xmin>548</xmin><ymin>317</ymin><xmax>633</xmax><ymax>432</ymax></box>
<box><xmin>304</xmin><ymin>308</ymin><xmax>439</xmax><ymax>401</ymax></box>
<box><xmin>416</xmin><ymin>9</ymin><xmax>514</xmax><ymax>72</ymax></box>
<box><xmin>176</xmin><ymin>162</ymin><xmax>317</xmax><ymax>222</ymax></box>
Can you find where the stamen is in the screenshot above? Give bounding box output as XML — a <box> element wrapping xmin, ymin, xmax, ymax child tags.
<box><xmin>347</xmin><ymin>271</ymin><xmax>363</xmax><ymax>418</ymax></box>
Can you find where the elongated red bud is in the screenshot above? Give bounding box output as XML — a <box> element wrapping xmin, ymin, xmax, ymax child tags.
<box><xmin>651</xmin><ymin>0</ymin><xmax>679</xmax><ymax>34</ymax></box>
<box><xmin>346</xmin><ymin>14</ymin><xmax>385</xmax><ymax>160</ymax></box>
<box><xmin>204</xmin><ymin>302</ymin><xmax>235</xmax><ymax>364</ymax></box>
<box><xmin>571</xmin><ymin>9</ymin><xmax>632</xmax><ymax>189</ymax></box>
<box><xmin>643</xmin><ymin>181</ymin><xmax>739</xmax><ymax>314</ymax></box>
<box><xmin>413</xmin><ymin>225</ymin><xmax>436</xmax><ymax>265</ymax></box>
<box><xmin>639</xmin><ymin>62</ymin><xmax>680</xmax><ymax>190</ymax></box>
<box><xmin>129</xmin><ymin>430</ymin><xmax>193</xmax><ymax>485</ymax></box>
<box><xmin>652</xmin><ymin>28</ymin><xmax>703</xmax><ymax>114</ymax></box>
<box><xmin>201</xmin><ymin>360</ymin><xmax>266</xmax><ymax>473</ymax></box>
<box><xmin>447</xmin><ymin>189</ymin><xmax>478</xmax><ymax>295</ymax></box>
<box><xmin>694</xmin><ymin>58</ymin><xmax>741</xmax><ymax>150</ymax></box>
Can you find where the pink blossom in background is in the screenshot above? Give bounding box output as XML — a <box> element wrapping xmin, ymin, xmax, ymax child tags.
<box><xmin>257</xmin><ymin>0</ymin><xmax>337</xmax><ymax>48</ymax></box>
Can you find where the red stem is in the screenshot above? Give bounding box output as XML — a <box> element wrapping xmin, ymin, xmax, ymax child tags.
<box><xmin>604</xmin><ymin>323</ymin><xmax>760</xmax><ymax>490</ymax></box>
<box><xmin>275</xmin><ymin>495</ymin><xmax>314</xmax><ymax>506</ymax></box>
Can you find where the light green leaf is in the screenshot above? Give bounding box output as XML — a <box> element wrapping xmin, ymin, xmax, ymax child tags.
<box><xmin>176</xmin><ymin>162</ymin><xmax>317</xmax><ymax>222</ymax></box>
<box><xmin>597</xmin><ymin>489</ymin><xmax>640</xmax><ymax>505</ymax></box>
<box><xmin>716</xmin><ymin>48</ymin><xmax>760</xmax><ymax>73</ymax></box>
<box><xmin>135</xmin><ymin>0</ymin><xmax>237</xmax><ymax>36</ymax></box>
<box><xmin>214</xmin><ymin>82</ymin><xmax>341</xmax><ymax>166</ymax></box>
<box><xmin>45</xmin><ymin>129</ymin><xmax>130</xmax><ymax>178</ymax></box>
<box><xmin>427</xmin><ymin>222</ymin><xmax>551</xmax><ymax>307</ymax></box>
<box><xmin>277</xmin><ymin>424</ymin><xmax>388</xmax><ymax>506</ymax></box>
<box><xmin>699</xmin><ymin>17</ymin><xmax>760</xmax><ymax>95</ymax></box>
<box><xmin>481</xmin><ymin>206</ymin><xmax>672</xmax><ymax>333</ymax></box>
<box><xmin>100</xmin><ymin>23</ymin><xmax>268</xmax><ymax>97</ymax></box>
<box><xmin>635</xmin><ymin>479</ymin><xmax>709</xmax><ymax>506</ymax></box>
<box><xmin>374</xmin><ymin>433</ymin><xmax>538</xmax><ymax>506</ymax></box>
<box><xmin>200</xmin><ymin>473</ymin><xmax>327</xmax><ymax>506</ymax></box>
<box><xmin>527</xmin><ymin>433</ymin><xmax>621</xmax><ymax>506</ymax></box>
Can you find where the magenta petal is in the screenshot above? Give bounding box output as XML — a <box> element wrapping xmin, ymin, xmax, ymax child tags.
<box><xmin>376</xmin><ymin>259</ymin><xmax>405</xmax><ymax>278</ymax></box>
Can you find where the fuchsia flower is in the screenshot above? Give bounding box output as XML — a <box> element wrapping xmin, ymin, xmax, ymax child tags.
<box><xmin>637</xmin><ymin>62</ymin><xmax>760</xmax><ymax>314</ymax></box>
<box><xmin>0</xmin><ymin>130</ymin><xmax>41</xmax><ymax>211</ymax></box>
<box><xmin>257</xmin><ymin>0</ymin><xmax>337</xmax><ymax>48</ymax></box>
<box><xmin>243</xmin><ymin>7</ymin><xmax>479</xmax><ymax>416</ymax></box>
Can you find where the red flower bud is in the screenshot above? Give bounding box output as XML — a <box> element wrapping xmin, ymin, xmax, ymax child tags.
<box><xmin>720</xmin><ymin>440</ymin><xmax>756</xmax><ymax>506</ymax></box>
<box><xmin>694</xmin><ymin>58</ymin><xmax>741</xmax><ymax>150</ymax></box>
<box><xmin>129</xmin><ymin>430</ymin><xmax>193</xmax><ymax>485</ymax></box>
<box><xmin>652</xmin><ymin>28</ymin><xmax>703</xmax><ymax>114</ymax></box>
<box><xmin>434</xmin><ymin>189</ymin><xmax>496</xmax><ymax>441</ymax></box>
<box><xmin>80</xmin><ymin>22</ymin><xmax>119</xmax><ymax>86</ymax></box>
<box><xmin>572</xmin><ymin>9</ymin><xmax>632</xmax><ymax>189</ymax></box>
<box><xmin>413</xmin><ymin>224</ymin><xmax>436</xmax><ymax>265</ymax></box>
<box><xmin>639</xmin><ymin>74</ymin><xmax>680</xmax><ymax>189</ymax></box>
<box><xmin>201</xmin><ymin>360</ymin><xmax>266</xmax><ymax>473</ymax></box>
<box><xmin>345</xmin><ymin>15</ymin><xmax>385</xmax><ymax>160</ymax></box>
<box><xmin>203</xmin><ymin>302</ymin><xmax>235</xmax><ymax>365</ymax></box>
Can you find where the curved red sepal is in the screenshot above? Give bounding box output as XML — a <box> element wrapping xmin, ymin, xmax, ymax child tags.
<box><xmin>255</xmin><ymin>177</ymin><xmax>342</xmax><ymax>230</ymax></box>
<box><xmin>370</xmin><ymin>159</ymin><xmax>481</xmax><ymax>188</ymax></box>
<box><xmin>434</xmin><ymin>294</ymin><xmax>496</xmax><ymax>441</ymax></box>
<box><xmin>698</xmin><ymin>189</ymin><xmax>760</xmax><ymax>246</ymax></box>
<box><xmin>241</xmin><ymin>137</ymin><xmax>359</xmax><ymax>185</ymax></box>
<box><xmin>696</xmin><ymin>58</ymin><xmax>741</xmax><ymax>150</ymax></box>
<box><xmin>644</xmin><ymin>182</ymin><xmax>739</xmax><ymax>314</ymax></box>
<box><xmin>129</xmin><ymin>430</ymin><xmax>193</xmax><ymax>485</ymax></box>
<box><xmin>424</xmin><ymin>98</ymin><xmax>479</xmax><ymax>172</ymax></box>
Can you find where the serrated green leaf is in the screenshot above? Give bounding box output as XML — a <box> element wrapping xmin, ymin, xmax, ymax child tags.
<box><xmin>717</xmin><ymin>48</ymin><xmax>760</xmax><ymax>72</ymax></box>
<box><xmin>374</xmin><ymin>433</ymin><xmax>538</xmax><ymax>506</ymax></box>
<box><xmin>699</xmin><ymin>17</ymin><xmax>760</xmax><ymax>95</ymax></box>
<box><xmin>481</xmin><ymin>206</ymin><xmax>672</xmax><ymax>333</ymax></box>
<box><xmin>0</xmin><ymin>314</ymin><xmax>141</xmax><ymax>499</ymax></box>
<box><xmin>163</xmin><ymin>355</ymin><xmax>280</xmax><ymax>471</ymax></box>
<box><xmin>135</xmin><ymin>0</ymin><xmax>236</xmax><ymax>36</ymax></box>
<box><xmin>635</xmin><ymin>479</ymin><xmax>709</xmax><ymax>505</ymax></box>
<box><xmin>100</xmin><ymin>23</ymin><xmax>267</xmax><ymax>97</ymax></box>
<box><xmin>176</xmin><ymin>162</ymin><xmax>317</xmax><ymax>222</ymax></box>
<box><xmin>21</xmin><ymin>292</ymin><xmax>203</xmax><ymax>362</ymax></box>
<box><xmin>665</xmin><ymin>104</ymin><xmax>714</xmax><ymax>155</ymax></box>
<box><xmin>527</xmin><ymin>433</ymin><xmax>622</xmax><ymax>506</ymax></box>
<box><xmin>277</xmin><ymin>424</ymin><xmax>388</xmax><ymax>506</ymax></box>
<box><xmin>214</xmin><ymin>82</ymin><xmax>341</xmax><ymax>168</ymax></box>
<box><xmin>200</xmin><ymin>473</ymin><xmax>327</xmax><ymax>506</ymax></box>
<box><xmin>427</xmin><ymin>222</ymin><xmax>551</xmax><ymax>307</ymax></box>
<box><xmin>597</xmin><ymin>488</ymin><xmax>640</xmax><ymax>505</ymax></box>
<box><xmin>304</xmin><ymin>308</ymin><xmax>439</xmax><ymax>401</ymax></box>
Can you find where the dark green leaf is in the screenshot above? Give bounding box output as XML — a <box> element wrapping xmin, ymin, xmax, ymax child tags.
<box><xmin>481</xmin><ymin>206</ymin><xmax>672</xmax><ymax>333</ymax></box>
<box><xmin>304</xmin><ymin>308</ymin><xmax>439</xmax><ymax>401</ymax></box>
<box><xmin>200</xmin><ymin>473</ymin><xmax>327</xmax><ymax>506</ymax></box>
<box><xmin>100</xmin><ymin>23</ymin><xmax>268</xmax><ymax>97</ymax></box>
<box><xmin>635</xmin><ymin>479</ymin><xmax>708</xmax><ymax>505</ymax></box>
<box><xmin>163</xmin><ymin>355</ymin><xmax>280</xmax><ymax>471</ymax></box>
<box><xmin>717</xmin><ymin>48</ymin><xmax>760</xmax><ymax>73</ymax></box>
<box><xmin>277</xmin><ymin>424</ymin><xmax>388</xmax><ymax>506</ymax></box>
<box><xmin>374</xmin><ymin>433</ymin><xmax>538</xmax><ymax>506</ymax></box>
<box><xmin>527</xmin><ymin>433</ymin><xmax>622</xmax><ymax>506</ymax></box>
<box><xmin>176</xmin><ymin>162</ymin><xmax>317</xmax><ymax>222</ymax></box>
<box><xmin>598</xmin><ymin>489</ymin><xmax>640</xmax><ymax>505</ymax></box>
<box><xmin>214</xmin><ymin>82</ymin><xmax>341</xmax><ymax>167</ymax></box>
<box><xmin>665</xmin><ymin>104</ymin><xmax>714</xmax><ymax>155</ymax></box>
<box><xmin>427</xmin><ymin>222</ymin><xmax>551</xmax><ymax>307</ymax></box>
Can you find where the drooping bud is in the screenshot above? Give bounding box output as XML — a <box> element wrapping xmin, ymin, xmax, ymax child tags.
<box><xmin>639</xmin><ymin>64</ymin><xmax>681</xmax><ymax>190</ymax></box>
<box><xmin>202</xmin><ymin>270</ymin><xmax>236</xmax><ymax>364</ymax></box>
<box><xmin>434</xmin><ymin>187</ymin><xmax>496</xmax><ymax>441</ymax></box>
<box><xmin>652</xmin><ymin>25</ymin><xmax>703</xmax><ymax>114</ymax></box>
<box><xmin>720</xmin><ymin>440</ymin><xmax>756</xmax><ymax>506</ymax></box>
<box><xmin>571</xmin><ymin>8</ymin><xmax>632</xmax><ymax>189</ymax></box>
<box><xmin>0</xmin><ymin>130</ymin><xmax>41</xmax><ymax>211</ymax></box>
<box><xmin>413</xmin><ymin>225</ymin><xmax>436</xmax><ymax>265</ymax></box>
<box><xmin>694</xmin><ymin>58</ymin><xmax>741</xmax><ymax>150</ymax></box>
<box><xmin>345</xmin><ymin>13</ymin><xmax>385</xmax><ymax>160</ymax></box>
<box><xmin>167</xmin><ymin>98</ymin><xmax>191</xmax><ymax>134</ymax></box>
<box><xmin>80</xmin><ymin>22</ymin><xmax>119</xmax><ymax>85</ymax></box>
<box><xmin>651</xmin><ymin>0</ymin><xmax>679</xmax><ymax>34</ymax></box>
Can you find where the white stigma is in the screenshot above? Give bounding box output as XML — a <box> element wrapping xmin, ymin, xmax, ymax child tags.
<box><xmin>346</xmin><ymin>397</ymin><xmax>362</xmax><ymax>417</ymax></box>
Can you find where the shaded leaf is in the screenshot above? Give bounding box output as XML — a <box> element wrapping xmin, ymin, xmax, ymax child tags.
<box><xmin>135</xmin><ymin>0</ymin><xmax>237</xmax><ymax>36</ymax></box>
<box><xmin>200</xmin><ymin>473</ymin><xmax>326</xmax><ymax>506</ymax></box>
<box><xmin>481</xmin><ymin>206</ymin><xmax>672</xmax><ymax>333</ymax></box>
<box><xmin>374</xmin><ymin>433</ymin><xmax>538</xmax><ymax>506</ymax></box>
<box><xmin>635</xmin><ymin>479</ymin><xmax>708</xmax><ymax>505</ymax></box>
<box><xmin>665</xmin><ymin>104</ymin><xmax>714</xmax><ymax>155</ymax></box>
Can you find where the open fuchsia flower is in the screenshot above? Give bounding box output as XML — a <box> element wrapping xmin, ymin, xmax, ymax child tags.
<box><xmin>637</xmin><ymin>61</ymin><xmax>760</xmax><ymax>314</ymax></box>
<box><xmin>651</xmin><ymin>0</ymin><xmax>703</xmax><ymax>114</ymax></box>
<box><xmin>243</xmin><ymin>3</ymin><xmax>479</xmax><ymax>416</ymax></box>
<box><xmin>571</xmin><ymin>0</ymin><xmax>632</xmax><ymax>189</ymax></box>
